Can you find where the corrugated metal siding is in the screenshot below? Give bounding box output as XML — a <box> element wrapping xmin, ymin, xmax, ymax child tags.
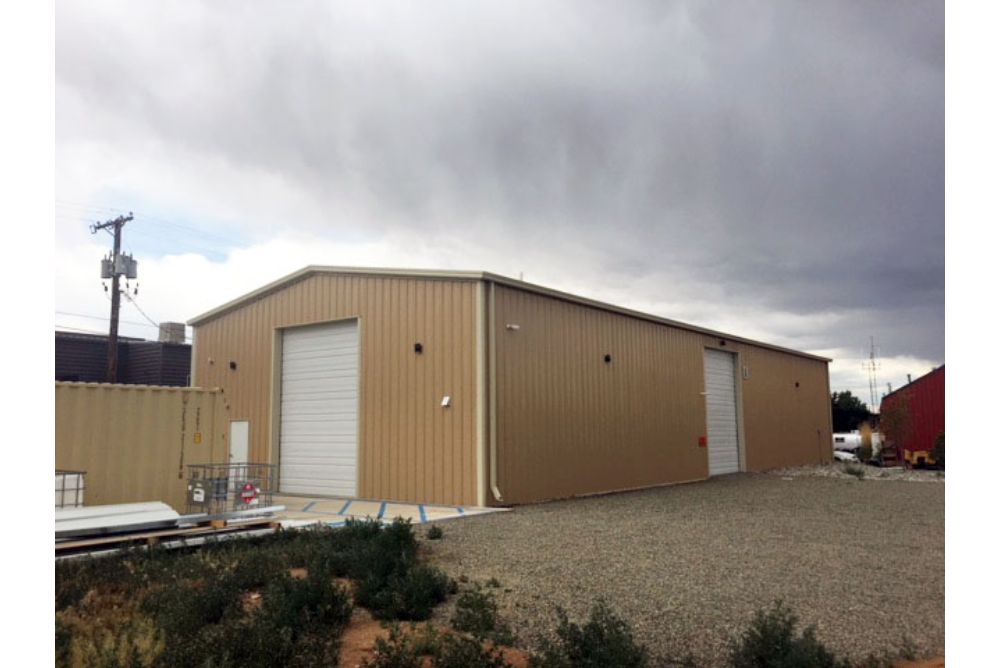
<box><xmin>491</xmin><ymin>285</ymin><xmax>710</xmax><ymax>504</ymax></box>
<box><xmin>55</xmin><ymin>333</ymin><xmax>191</xmax><ymax>386</ymax></box>
<box><xmin>880</xmin><ymin>366</ymin><xmax>944</xmax><ymax>456</ymax></box>
<box><xmin>122</xmin><ymin>343</ymin><xmax>163</xmax><ymax>385</ymax></box>
<box><xmin>55</xmin><ymin>382</ymin><xmax>228</xmax><ymax>510</ymax></box>
<box><xmin>159</xmin><ymin>344</ymin><xmax>193</xmax><ymax>386</ymax></box>
<box><xmin>55</xmin><ymin>334</ymin><xmax>130</xmax><ymax>382</ymax></box>
<box><xmin>192</xmin><ymin>274</ymin><xmax>479</xmax><ymax>506</ymax></box>
<box><xmin>738</xmin><ymin>345</ymin><xmax>834</xmax><ymax>470</ymax></box>
<box><xmin>491</xmin><ymin>284</ymin><xmax>831</xmax><ymax>504</ymax></box>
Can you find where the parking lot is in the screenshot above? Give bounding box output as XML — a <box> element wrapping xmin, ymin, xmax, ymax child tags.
<box><xmin>423</xmin><ymin>469</ymin><xmax>945</xmax><ymax>666</ymax></box>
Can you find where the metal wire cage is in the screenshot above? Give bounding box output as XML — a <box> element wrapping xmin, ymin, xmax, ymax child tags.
<box><xmin>56</xmin><ymin>470</ymin><xmax>86</xmax><ymax>509</ymax></box>
<box><xmin>185</xmin><ymin>463</ymin><xmax>277</xmax><ymax>515</ymax></box>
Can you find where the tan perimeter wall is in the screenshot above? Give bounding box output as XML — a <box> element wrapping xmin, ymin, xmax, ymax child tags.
<box><xmin>192</xmin><ymin>274</ymin><xmax>480</xmax><ymax>506</ymax></box>
<box><xmin>55</xmin><ymin>383</ymin><xmax>229</xmax><ymax>511</ymax></box>
<box><xmin>491</xmin><ymin>285</ymin><xmax>832</xmax><ymax>505</ymax></box>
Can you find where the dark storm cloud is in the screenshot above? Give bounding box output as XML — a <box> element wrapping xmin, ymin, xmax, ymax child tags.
<box><xmin>56</xmin><ymin>0</ymin><xmax>944</xmax><ymax>363</ymax></box>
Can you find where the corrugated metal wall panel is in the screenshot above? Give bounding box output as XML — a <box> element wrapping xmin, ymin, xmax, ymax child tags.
<box><xmin>880</xmin><ymin>366</ymin><xmax>944</xmax><ymax>458</ymax></box>
<box><xmin>738</xmin><ymin>345</ymin><xmax>833</xmax><ymax>470</ymax></box>
<box><xmin>491</xmin><ymin>284</ymin><xmax>832</xmax><ymax>505</ymax></box>
<box><xmin>192</xmin><ymin>274</ymin><xmax>479</xmax><ymax>506</ymax></box>
<box><xmin>54</xmin><ymin>382</ymin><xmax>228</xmax><ymax>510</ymax></box>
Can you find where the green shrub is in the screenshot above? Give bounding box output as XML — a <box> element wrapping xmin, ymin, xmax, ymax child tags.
<box><xmin>260</xmin><ymin>569</ymin><xmax>353</xmax><ymax>632</ymax></box>
<box><xmin>451</xmin><ymin>585</ymin><xmax>514</xmax><ymax>645</ymax></box>
<box><xmin>427</xmin><ymin>524</ymin><xmax>444</xmax><ymax>540</ymax></box>
<box><xmin>729</xmin><ymin>601</ymin><xmax>850</xmax><ymax>668</ymax></box>
<box><xmin>360</xmin><ymin>624</ymin><xmax>423</xmax><ymax>668</ymax></box>
<box><xmin>532</xmin><ymin>600</ymin><xmax>648</xmax><ymax>668</ymax></box>
<box><xmin>437</xmin><ymin>632</ymin><xmax>513</xmax><ymax>668</ymax></box>
<box><xmin>57</xmin><ymin>516</ymin><xmax>455</xmax><ymax>667</ymax></box>
<box><xmin>357</xmin><ymin>564</ymin><xmax>452</xmax><ymax>620</ymax></box>
<box><xmin>55</xmin><ymin>592</ymin><xmax>165</xmax><ymax>668</ymax></box>
<box><xmin>843</xmin><ymin>463</ymin><xmax>865</xmax><ymax>479</ymax></box>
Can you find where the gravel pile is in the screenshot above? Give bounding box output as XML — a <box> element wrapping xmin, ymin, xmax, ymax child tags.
<box><xmin>422</xmin><ymin>474</ymin><xmax>944</xmax><ymax>667</ymax></box>
<box><xmin>772</xmin><ymin>463</ymin><xmax>944</xmax><ymax>483</ymax></box>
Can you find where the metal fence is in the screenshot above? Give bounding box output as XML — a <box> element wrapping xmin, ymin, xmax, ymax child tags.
<box><xmin>185</xmin><ymin>463</ymin><xmax>277</xmax><ymax>515</ymax></box>
<box><xmin>56</xmin><ymin>470</ymin><xmax>86</xmax><ymax>509</ymax></box>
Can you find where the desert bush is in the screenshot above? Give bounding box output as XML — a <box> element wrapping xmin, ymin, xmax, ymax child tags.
<box><xmin>427</xmin><ymin>524</ymin><xmax>444</xmax><ymax>540</ymax></box>
<box><xmin>360</xmin><ymin>624</ymin><xmax>423</xmax><ymax>668</ymax></box>
<box><xmin>55</xmin><ymin>591</ymin><xmax>165</xmax><ymax>668</ymax></box>
<box><xmin>451</xmin><ymin>585</ymin><xmax>514</xmax><ymax>645</ymax></box>
<box><xmin>436</xmin><ymin>632</ymin><xmax>513</xmax><ymax>668</ymax></box>
<box><xmin>260</xmin><ymin>568</ymin><xmax>353</xmax><ymax>632</ymax></box>
<box><xmin>57</xmin><ymin>517</ymin><xmax>456</xmax><ymax>667</ymax></box>
<box><xmin>843</xmin><ymin>463</ymin><xmax>866</xmax><ymax>479</ymax></box>
<box><xmin>728</xmin><ymin>600</ymin><xmax>850</xmax><ymax>668</ymax></box>
<box><xmin>531</xmin><ymin>600</ymin><xmax>649</xmax><ymax>668</ymax></box>
<box><xmin>932</xmin><ymin>432</ymin><xmax>945</xmax><ymax>468</ymax></box>
<box><xmin>357</xmin><ymin>564</ymin><xmax>452</xmax><ymax>620</ymax></box>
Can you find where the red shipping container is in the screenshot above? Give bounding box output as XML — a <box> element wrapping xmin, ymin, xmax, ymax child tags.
<box><xmin>880</xmin><ymin>366</ymin><xmax>945</xmax><ymax>467</ymax></box>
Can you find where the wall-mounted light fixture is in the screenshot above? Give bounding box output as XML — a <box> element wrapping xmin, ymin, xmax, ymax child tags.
<box><xmin>229</xmin><ymin>361</ymin><xmax>237</xmax><ymax>370</ymax></box>
<box><xmin>505</xmin><ymin>324</ymin><xmax>520</xmax><ymax>331</ymax></box>
<box><xmin>441</xmin><ymin>395</ymin><xmax>452</xmax><ymax>407</ymax></box>
<box><xmin>795</xmin><ymin>381</ymin><xmax>800</xmax><ymax>388</ymax></box>
<box><xmin>604</xmin><ymin>354</ymin><xmax>612</xmax><ymax>364</ymax></box>
<box><xmin>719</xmin><ymin>339</ymin><xmax>726</xmax><ymax>347</ymax></box>
<box><xmin>414</xmin><ymin>342</ymin><xmax>423</xmax><ymax>354</ymax></box>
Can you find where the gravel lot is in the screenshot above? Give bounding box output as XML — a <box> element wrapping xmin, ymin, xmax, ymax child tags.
<box><xmin>422</xmin><ymin>470</ymin><xmax>944</xmax><ymax>666</ymax></box>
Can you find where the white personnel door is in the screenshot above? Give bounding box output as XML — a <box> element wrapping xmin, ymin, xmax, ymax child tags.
<box><xmin>704</xmin><ymin>349</ymin><xmax>741</xmax><ymax>476</ymax></box>
<box><xmin>230</xmin><ymin>421</ymin><xmax>249</xmax><ymax>463</ymax></box>
<box><xmin>279</xmin><ymin>320</ymin><xmax>359</xmax><ymax>496</ymax></box>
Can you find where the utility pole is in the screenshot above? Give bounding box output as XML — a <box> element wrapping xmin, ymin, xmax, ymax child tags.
<box><xmin>91</xmin><ymin>213</ymin><xmax>135</xmax><ymax>382</ymax></box>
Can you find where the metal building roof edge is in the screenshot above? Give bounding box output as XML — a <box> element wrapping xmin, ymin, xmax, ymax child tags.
<box><xmin>879</xmin><ymin>364</ymin><xmax>945</xmax><ymax>404</ymax></box>
<box><xmin>187</xmin><ymin>265</ymin><xmax>832</xmax><ymax>363</ymax></box>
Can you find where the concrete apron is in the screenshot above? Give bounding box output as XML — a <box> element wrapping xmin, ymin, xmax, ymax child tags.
<box><xmin>273</xmin><ymin>494</ymin><xmax>506</xmax><ymax>529</ymax></box>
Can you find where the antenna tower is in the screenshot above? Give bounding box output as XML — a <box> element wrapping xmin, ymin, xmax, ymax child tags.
<box><xmin>862</xmin><ymin>336</ymin><xmax>880</xmax><ymax>409</ymax></box>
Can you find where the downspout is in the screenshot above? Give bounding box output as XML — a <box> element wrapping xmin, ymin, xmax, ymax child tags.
<box><xmin>489</xmin><ymin>280</ymin><xmax>504</xmax><ymax>503</ymax></box>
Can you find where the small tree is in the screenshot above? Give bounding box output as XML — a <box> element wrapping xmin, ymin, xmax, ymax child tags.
<box><xmin>931</xmin><ymin>432</ymin><xmax>945</xmax><ymax>468</ymax></box>
<box><xmin>880</xmin><ymin>392</ymin><xmax>913</xmax><ymax>465</ymax></box>
<box><xmin>831</xmin><ymin>391</ymin><xmax>872</xmax><ymax>433</ymax></box>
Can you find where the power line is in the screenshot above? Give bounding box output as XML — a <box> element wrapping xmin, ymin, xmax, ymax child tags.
<box><xmin>121</xmin><ymin>291</ymin><xmax>159</xmax><ymax>329</ymax></box>
<box><xmin>57</xmin><ymin>200</ymin><xmax>235</xmax><ymax>244</ymax></box>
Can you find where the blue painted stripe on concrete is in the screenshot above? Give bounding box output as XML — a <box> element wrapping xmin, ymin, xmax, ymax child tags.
<box><xmin>302</xmin><ymin>501</ymin><xmax>316</xmax><ymax>512</ymax></box>
<box><xmin>418</xmin><ymin>505</ymin><xmax>428</xmax><ymax>523</ymax></box>
<box><xmin>337</xmin><ymin>499</ymin><xmax>353</xmax><ymax>515</ymax></box>
<box><xmin>377</xmin><ymin>501</ymin><xmax>387</xmax><ymax>519</ymax></box>
<box><xmin>456</xmin><ymin>507</ymin><xmax>465</xmax><ymax>515</ymax></box>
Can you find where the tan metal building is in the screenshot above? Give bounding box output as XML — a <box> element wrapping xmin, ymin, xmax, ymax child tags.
<box><xmin>189</xmin><ymin>267</ymin><xmax>833</xmax><ymax>507</ymax></box>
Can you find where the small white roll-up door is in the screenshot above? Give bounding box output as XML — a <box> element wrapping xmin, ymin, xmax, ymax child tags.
<box><xmin>279</xmin><ymin>320</ymin><xmax>359</xmax><ymax>496</ymax></box>
<box><xmin>704</xmin><ymin>349</ymin><xmax>741</xmax><ymax>476</ymax></box>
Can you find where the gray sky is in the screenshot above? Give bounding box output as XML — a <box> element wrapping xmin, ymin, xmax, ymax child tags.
<box><xmin>55</xmin><ymin>0</ymin><xmax>944</xmax><ymax>408</ymax></box>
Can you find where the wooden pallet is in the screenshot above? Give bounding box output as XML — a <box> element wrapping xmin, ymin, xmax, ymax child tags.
<box><xmin>55</xmin><ymin>518</ymin><xmax>280</xmax><ymax>553</ymax></box>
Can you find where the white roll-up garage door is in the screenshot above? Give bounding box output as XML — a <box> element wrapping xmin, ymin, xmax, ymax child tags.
<box><xmin>279</xmin><ymin>320</ymin><xmax>359</xmax><ymax>496</ymax></box>
<box><xmin>704</xmin><ymin>349</ymin><xmax>741</xmax><ymax>476</ymax></box>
